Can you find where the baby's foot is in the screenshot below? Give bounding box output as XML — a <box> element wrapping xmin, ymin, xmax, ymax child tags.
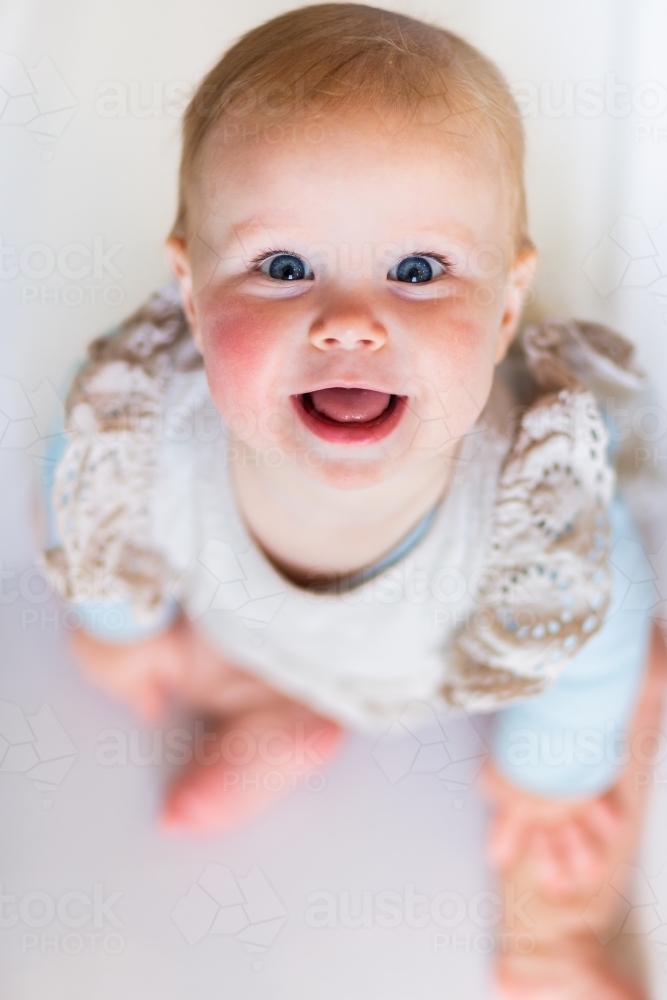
<box><xmin>159</xmin><ymin>699</ymin><xmax>343</xmax><ymax>834</ymax></box>
<box><xmin>495</xmin><ymin>935</ymin><xmax>645</xmax><ymax>999</ymax></box>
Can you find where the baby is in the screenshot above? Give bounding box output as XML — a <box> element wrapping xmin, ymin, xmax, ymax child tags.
<box><xmin>46</xmin><ymin>4</ymin><xmax>666</xmax><ymax>996</ymax></box>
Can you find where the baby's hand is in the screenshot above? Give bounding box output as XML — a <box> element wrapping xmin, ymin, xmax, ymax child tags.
<box><xmin>68</xmin><ymin>621</ymin><xmax>189</xmax><ymax>721</ymax></box>
<box><xmin>173</xmin><ymin>620</ymin><xmax>281</xmax><ymax>715</ymax></box>
<box><xmin>479</xmin><ymin>760</ymin><xmax>626</xmax><ymax>900</ymax></box>
<box><xmin>481</xmin><ymin>625</ymin><xmax>667</xmax><ymax>902</ymax></box>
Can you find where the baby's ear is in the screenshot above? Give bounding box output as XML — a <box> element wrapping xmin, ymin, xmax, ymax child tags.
<box><xmin>165</xmin><ymin>235</ymin><xmax>203</xmax><ymax>353</ymax></box>
<box><xmin>494</xmin><ymin>247</ymin><xmax>538</xmax><ymax>364</ymax></box>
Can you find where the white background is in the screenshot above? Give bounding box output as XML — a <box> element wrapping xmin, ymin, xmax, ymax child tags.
<box><xmin>2</xmin><ymin>2</ymin><xmax>667</xmax><ymax>997</ymax></box>
<box><xmin>2</xmin><ymin>0</ymin><xmax>667</xmax><ymax>392</ymax></box>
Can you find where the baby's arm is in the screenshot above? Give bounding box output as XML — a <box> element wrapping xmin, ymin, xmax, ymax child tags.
<box><xmin>68</xmin><ymin>611</ymin><xmax>284</xmax><ymax>721</ymax></box>
<box><xmin>68</xmin><ymin>613</ymin><xmax>344</xmax><ymax>835</ymax></box>
<box><xmin>482</xmin><ymin>495</ymin><xmax>659</xmax><ymax>896</ymax></box>
<box><xmin>489</xmin><ymin>495</ymin><xmax>653</xmax><ymax>799</ymax></box>
<box><xmin>69</xmin><ymin>619</ymin><xmax>187</xmax><ymax>721</ymax></box>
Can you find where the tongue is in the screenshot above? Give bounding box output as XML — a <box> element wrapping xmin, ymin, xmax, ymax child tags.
<box><xmin>309</xmin><ymin>387</ymin><xmax>391</xmax><ymax>423</ymax></box>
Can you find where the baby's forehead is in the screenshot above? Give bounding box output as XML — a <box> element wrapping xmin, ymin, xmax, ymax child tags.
<box><xmin>193</xmin><ymin>109</ymin><xmax>510</xmax><ymax>244</ymax></box>
<box><xmin>171</xmin><ymin>10</ymin><xmax>529</xmax><ymax>251</ymax></box>
<box><xmin>193</xmin><ymin>129</ymin><xmax>512</xmax><ymax>274</ymax></box>
<box><xmin>200</xmin><ymin>106</ymin><xmax>503</xmax><ymax>196</ymax></box>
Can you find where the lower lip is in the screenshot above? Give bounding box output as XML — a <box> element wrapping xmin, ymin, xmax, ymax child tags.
<box><xmin>292</xmin><ymin>393</ymin><xmax>407</xmax><ymax>445</ymax></box>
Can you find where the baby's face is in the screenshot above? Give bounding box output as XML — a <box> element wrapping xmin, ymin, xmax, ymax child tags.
<box><xmin>168</xmin><ymin>110</ymin><xmax>535</xmax><ymax>488</ymax></box>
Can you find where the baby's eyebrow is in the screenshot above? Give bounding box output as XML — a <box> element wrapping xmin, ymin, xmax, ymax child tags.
<box><xmin>400</xmin><ymin>223</ymin><xmax>479</xmax><ymax>246</ymax></box>
<box><xmin>195</xmin><ymin>216</ymin><xmax>314</xmax><ymax>261</ymax></box>
<box><xmin>205</xmin><ymin>217</ymin><xmax>484</xmax><ymax>258</ymax></box>
<box><xmin>230</xmin><ymin>217</ymin><xmax>315</xmax><ymax>242</ymax></box>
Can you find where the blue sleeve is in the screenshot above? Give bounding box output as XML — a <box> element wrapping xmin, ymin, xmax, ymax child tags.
<box><xmin>62</xmin><ymin>598</ymin><xmax>179</xmax><ymax>643</ymax></box>
<box><xmin>489</xmin><ymin>494</ymin><xmax>654</xmax><ymax>798</ymax></box>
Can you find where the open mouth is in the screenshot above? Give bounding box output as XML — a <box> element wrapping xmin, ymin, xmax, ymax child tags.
<box><xmin>293</xmin><ymin>387</ymin><xmax>406</xmax><ymax>444</ymax></box>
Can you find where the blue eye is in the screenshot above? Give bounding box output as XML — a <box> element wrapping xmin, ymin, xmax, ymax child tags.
<box><xmin>259</xmin><ymin>253</ymin><xmax>313</xmax><ymax>281</ymax></box>
<box><xmin>388</xmin><ymin>255</ymin><xmax>445</xmax><ymax>283</ymax></box>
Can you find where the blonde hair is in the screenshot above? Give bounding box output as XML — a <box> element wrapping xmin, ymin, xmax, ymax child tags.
<box><xmin>172</xmin><ymin>3</ymin><xmax>532</xmax><ymax>253</ymax></box>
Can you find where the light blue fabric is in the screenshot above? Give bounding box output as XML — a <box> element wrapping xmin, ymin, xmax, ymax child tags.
<box><xmin>47</xmin><ymin>383</ymin><xmax>654</xmax><ymax>762</ymax></box>
<box><xmin>328</xmin><ymin>504</ymin><xmax>439</xmax><ymax>591</ymax></box>
<box><xmin>60</xmin><ymin>598</ymin><xmax>179</xmax><ymax>643</ymax></box>
<box><xmin>489</xmin><ymin>493</ymin><xmax>654</xmax><ymax>798</ymax></box>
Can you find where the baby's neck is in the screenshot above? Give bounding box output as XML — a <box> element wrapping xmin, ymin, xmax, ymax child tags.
<box><xmin>228</xmin><ymin>439</ymin><xmax>458</xmax><ymax>586</ymax></box>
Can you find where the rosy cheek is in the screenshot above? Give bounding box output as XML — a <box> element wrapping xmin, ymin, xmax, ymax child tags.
<box><xmin>198</xmin><ymin>301</ymin><xmax>276</xmax><ymax>414</ymax></box>
<box><xmin>432</xmin><ymin>316</ymin><xmax>492</xmax><ymax>378</ymax></box>
<box><xmin>425</xmin><ymin>319</ymin><xmax>495</xmax><ymax>425</ymax></box>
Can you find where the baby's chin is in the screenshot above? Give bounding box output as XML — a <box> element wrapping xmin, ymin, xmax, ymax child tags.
<box><xmin>270</xmin><ymin>440</ymin><xmax>430</xmax><ymax>490</ymax></box>
<box><xmin>300</xmin><ymin>454</ymin><xmax>403</xmax><ymax>490</ymax></box>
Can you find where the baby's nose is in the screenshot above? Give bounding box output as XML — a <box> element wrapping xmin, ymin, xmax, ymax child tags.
<box><xmin>308</xmin><ymin>314</ymin><xmax>387</xmax><ymax>351</ymax></box>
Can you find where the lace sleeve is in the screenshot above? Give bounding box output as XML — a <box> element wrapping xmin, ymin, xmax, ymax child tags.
<box><xmin>43</xmin><ymin>282</ymin><xmax>201</xmax><ymax>627</ymax></box>
<box><xmin>441</xmin><ymin>319</ymin><xmax>634</xmax><ymax>713</ymax></box>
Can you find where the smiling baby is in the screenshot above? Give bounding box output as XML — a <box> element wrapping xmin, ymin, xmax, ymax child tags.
<box><xmin>46</xmin><ymin>6</ymin><xmax>665</xmax><ymax>996</ymax></box>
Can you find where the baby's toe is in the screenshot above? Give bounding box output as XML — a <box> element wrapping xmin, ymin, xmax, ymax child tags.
<box><xmin>487</xmin><ymin>809</ymin><xmax>523</xmax><ymax>870</ymax></box>
<box><xmin>158</xmin><ymin>793</ymin><xmax>201</xmax><ymax>833</ymax></box>
<box><xmin>559</xmin><ymin>819</ymin><xmax>605</xmax><ymax>882</ymax></box>
<box><xmin>583</xmin><ymin>796</ymin><xmax>626</xmax><ymax>842</ymax></box>
<box><xmin>159</xmin><ymin>706</ymin><xmax>343</xmax><ymax>835</ymax></box>
<box><xmin>530</xmin><ymin>827</ymin><xmax>575</xmax><ymax>899</ymax></box>
<box><xmin>159</xmin><ymin>769</ymin><xmax>232</xmax><ymax>834</ymax></box>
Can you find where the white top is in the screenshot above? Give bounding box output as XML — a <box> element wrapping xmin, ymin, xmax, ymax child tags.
<box><xmin>150</xmin><ymin>366</ymin><xmax>508</xmax><ymax>731</ymax></box>
<box><xmin>47</xmin><ymin>283</ymin><xmax>656</xmax><ymax>733</ymax></box>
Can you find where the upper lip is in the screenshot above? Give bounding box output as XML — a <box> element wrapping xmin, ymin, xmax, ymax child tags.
<box><xmin>292</xmin><ymin>379</ymin><xmax>402</xmax><ymax>396</ymax></box>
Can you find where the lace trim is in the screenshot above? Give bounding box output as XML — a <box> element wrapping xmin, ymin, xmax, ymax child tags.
<box><xmin>439</xmin><ymin>318</ymin><xmax>647</xmax><ymax>712</ymax></box>
<box><xmin>442</xmin><ymin>387</ymin><xmax>614</xmax><ymax>712</ymax></box>
<box><xmin>45</xmin><ymin>286</ymin><xmax>637</xmax><ymax>709</ymax></box>
<box><xmin>44</xmin><ymin>282</ymin><xmax>201</xmax><ymax>619</ymax></box>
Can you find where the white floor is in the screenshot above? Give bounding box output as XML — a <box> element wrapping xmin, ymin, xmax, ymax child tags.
<box><xmin>1</xmin><ymin>449</ymin><xmax>667</xmax><ymax>1000</ymax></box>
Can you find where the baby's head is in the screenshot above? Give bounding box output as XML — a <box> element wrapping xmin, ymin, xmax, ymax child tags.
<box><xmin>166</xmin><ymin>3</ymin><xmax>537</xmax><ymax>488</ymax></box>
